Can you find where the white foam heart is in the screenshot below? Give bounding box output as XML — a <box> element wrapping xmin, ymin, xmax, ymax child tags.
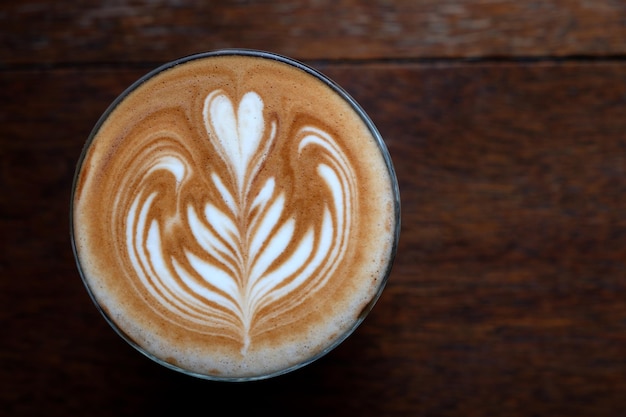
<box><xmin>203</xmin><ymin>90</ymin><xmax>265</xmax><ymax>195</ymax></box>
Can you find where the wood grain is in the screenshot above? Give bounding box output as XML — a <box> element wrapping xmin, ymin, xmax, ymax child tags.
<box><xmin>2</xmin><ymin>0</ymin><xmax>626</xmax><ymax>65</ymax></box>
<box><xmin>2</xmin><ymin>60</ymin><xmax>626</xmax><ymax>416</ymax></box>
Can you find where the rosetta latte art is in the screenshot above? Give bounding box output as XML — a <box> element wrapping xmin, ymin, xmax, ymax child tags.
<box><xmin>122</xmin><ymin>90</ymin><xmax>356</xmax><ymax>353</ymax></box>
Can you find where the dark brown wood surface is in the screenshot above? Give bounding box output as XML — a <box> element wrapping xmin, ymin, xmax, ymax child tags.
<box><xmin>2</xmin><ymin>1</ymin><xmax>626</xmax><ymax>416</ymax></box>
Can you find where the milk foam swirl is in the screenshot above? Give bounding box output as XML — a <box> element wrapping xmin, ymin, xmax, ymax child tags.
<box><xmin>121</xmin><ymin>90</ymin><xmax>355</xmax><ymax>352</ymax></box>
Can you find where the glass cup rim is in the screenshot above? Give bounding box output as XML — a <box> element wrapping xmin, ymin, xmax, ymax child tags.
<box><xmin>70</xmin><ymin>48</ymin><xmax>401</xmax><ymax>382</ymax></box>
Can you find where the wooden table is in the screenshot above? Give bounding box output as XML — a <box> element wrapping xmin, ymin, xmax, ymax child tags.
<box><xmin>2</xmin><ymin>1</ymin><xmax>626</xmax><ymax>415</ymax></box>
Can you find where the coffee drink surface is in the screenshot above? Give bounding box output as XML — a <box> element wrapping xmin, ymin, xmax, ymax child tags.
<box><xmin>72</xmin><ymin>51</ymin><xmax>399</xmax><ymax>380</ymax></box>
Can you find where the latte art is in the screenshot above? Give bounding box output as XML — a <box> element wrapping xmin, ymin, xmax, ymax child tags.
<box><xmin>72</xmin><ymin>51</ymin><xmax>399</xmax><ymax>380</ymax></box>
<box><xmin>123</xmin><ymin>90</ymin><xmax>355</xmax><ymax>353</ymax></box>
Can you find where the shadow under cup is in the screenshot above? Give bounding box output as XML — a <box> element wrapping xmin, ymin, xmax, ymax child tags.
<box><xmin>70</xmin><ymin>49</ymin><xmax>400</xmax><ymax>381</ymax></box>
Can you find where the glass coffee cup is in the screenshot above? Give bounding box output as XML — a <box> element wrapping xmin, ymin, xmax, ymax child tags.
<box><xmin>71</xmin><ymin>49</ymin><xmax>400</xmax><ymax>381</ymax></box>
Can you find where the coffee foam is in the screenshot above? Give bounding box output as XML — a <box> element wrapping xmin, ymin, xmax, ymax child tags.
<box><xmin>73</xmin><ymin>53</ymin><xmax>397</xmax><ymax>379</ymax></box>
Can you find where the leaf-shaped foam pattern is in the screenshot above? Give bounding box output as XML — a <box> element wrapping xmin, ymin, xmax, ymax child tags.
<box><xmin>123</xmin><ymin>91</ymin><xmax>356</xmax><ymax>351</ymax></box>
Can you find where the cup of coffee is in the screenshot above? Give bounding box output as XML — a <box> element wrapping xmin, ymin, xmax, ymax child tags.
<box><xmin>71</xmin><ymin>49</ymin><xmax>400</xmax><ymax>381</ymax></box>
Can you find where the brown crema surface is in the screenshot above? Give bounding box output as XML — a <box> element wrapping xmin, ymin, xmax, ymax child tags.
<box><xmin>72</xmin><ymin>53</ymin><xmax>397</xmax><ymax>379</ymax></box>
